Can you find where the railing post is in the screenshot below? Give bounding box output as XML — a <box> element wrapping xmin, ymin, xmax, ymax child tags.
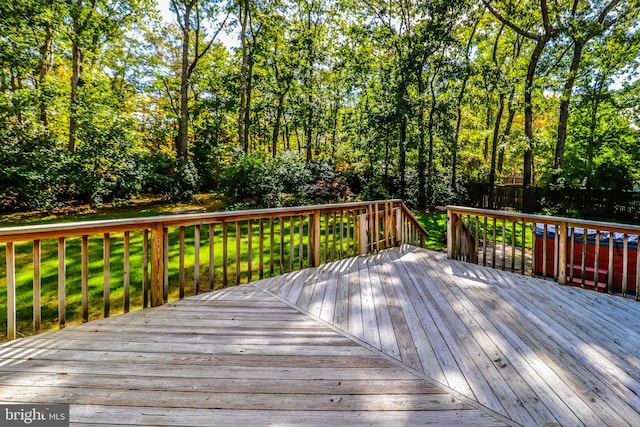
<box><xmin>357</xmin><ymin>213</ymin><xmax>369</xmax><ymax>255</ymax></box>
<box><xmin>558</xmin><ymin>222</ymin><xmax>567</xmax><ymax>285</ymax></box>
<box><xmin>150</xmin><ymin>223</ymin><xmax>165</xmax><ymax>307</ymax></box>
<box><xmin>309</xmin><ymin>211</ymin><xmax>321</xmax><ymax>267</ymax></box>
<box><xmin>446</xmin><ymin>208</ymin><xmax>453</xmax><ymax>259</ymax></box>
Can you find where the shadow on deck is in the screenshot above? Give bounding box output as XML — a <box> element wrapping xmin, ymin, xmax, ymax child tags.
<box><xmin>2</xmin><ymin>245</ymin><xmax>640</xmax><ymax>426</ymax></box>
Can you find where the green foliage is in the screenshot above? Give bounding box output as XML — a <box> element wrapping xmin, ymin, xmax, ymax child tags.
<box><xmin>0</xmin><ymin>123</ymin><xmax>69</xmax><ymax>210</ymax></box>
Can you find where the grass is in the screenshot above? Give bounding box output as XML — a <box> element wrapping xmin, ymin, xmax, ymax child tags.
<box><xmin>415</xmin><ymin>210</ymin><xmax>535</xmax><ymax>252</ymax></box>
<box><xmin>0</xmin><ymin>193</ymin><xmax>225</xmax><ymax>227</ymax></box>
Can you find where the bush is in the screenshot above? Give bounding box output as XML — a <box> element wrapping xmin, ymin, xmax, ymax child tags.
<box><xmin>0</xmin><ymin>123</ymin><xmax>70</xmax><ymax>211</ymax></box>
<box><xmin>71</xmin><ymin>118</ymin><xmax>145</xmax><ymax>207</ymax></box>
<box><xmin>220</xmin><ymin>151</ymin><xmax>281</xmax><ymax>208</ymax></box>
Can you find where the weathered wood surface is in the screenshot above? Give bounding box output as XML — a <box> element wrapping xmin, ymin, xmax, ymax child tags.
<box><xmin>0</xmin><ymin>275</ymin><xmax>505</xmax><ymax>426</ymax></box>
<box><xmin>257</xmin><ymin>245</ymin><xmax>640</xmax><ymax>427</ymax></box>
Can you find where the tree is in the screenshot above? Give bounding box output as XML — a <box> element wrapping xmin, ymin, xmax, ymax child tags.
<box><xmin>170</xmin><ymin>0</ymin><xmax>228</xmax><ymax>163</ymax></box>
<box><xmin>482</xmin><ymin>0</ymin><xmax>559</xmax><ymax>209</ymax></box>
<box><xmin>553</xmin><ymin>0</ymin><xmax>636</xmax><ymax>170</ymax></box>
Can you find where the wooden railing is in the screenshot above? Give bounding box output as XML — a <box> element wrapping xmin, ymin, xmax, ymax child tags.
<box><xmin>447</xmin><ymin>206</ymin><xmax>640</xmax><ymax>300</ymax></box>
<box><xmin>0</xmin><ymin>200</ymin><xmax>427</xmax><ymax>340</ymax></box>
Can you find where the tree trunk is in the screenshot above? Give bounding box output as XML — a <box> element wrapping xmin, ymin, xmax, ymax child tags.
<box><xmin>243</xmin><ymin>50</ymin><xmax>254</xmax><ymax>153</ymax></box>
<box><xmin>426</xmin><ymin>76</ymin><xmax>437</xmax><ymax>210</ymax></box>
<box><xmin>554</xmin><ymin>39</ymin><xmax>585</xmax><ymax>170</ymax></box>
<box><xmin>489</xmin><ymin>94</ymin><xmax>505</xmax><ymax>209</ymax></box>
<box><xmin>523</xmin><ymin>34</ymin><xmax>550</xmax><ymax>211</ymax></box>
<box><xmin>498</xmin><ymin>91</ymin><xmax>516</xmax><ymax>173</ymax></box>
<box><xmin>399</xmin><ymin>116</ymin><xmax>407</xmax><ymax>199</ymax></box>
<box><xmin>452</xmin><ymin>17</ymin><xmax>479</xmax><ymax>192</ymax></box>
<box><xmin>68</xmin><ymin>33</ymin><xmax>80</xmax><ymax>151</ymax></box>
<box><xmin>238</xmin><ymin>0</ymin><xmax>249</xmax><ymax>152</ymax></box>
<box><xmin>38</xmin><ymin>26</ymin><xmax>54</xmax><ymax>128</ymax></box>
<box><xmin>272</xmin><ymin>95</ymin><xmax>285</xmax><ymax>157</ymax></box>
<box><xmin>416</xmin><ymin>69</ymin><xmax>427</xmax><ymax>210</ymax></box>
<box><xmin>176</xmin><ymin>3</ymin><xmax>192</xmax><ymax>163</ymax></box>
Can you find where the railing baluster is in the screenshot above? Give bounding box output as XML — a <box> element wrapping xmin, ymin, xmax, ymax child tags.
<box><xmin>33</xmin><ymin>240</ymin><xmax>41</xmax><ymax>331</ymax></box>
<box><xmin>194</xmin><ymin>224</ymin><xmax>200</xmax><ymax>294</ymax></box>
<box><xmin>474</xmin><ymin>216</ymin><xmax>479</xmax><ymax>265</ymax></box>
<box><xmin>248</xmin><ymin>220</ymin><xmax>253</xmax><ymax>283</ymax></box>
<box><xmin>466</xmin><ymin>214</ymin><xmax>472</xmax><ymax>261</ymax></box>
<box><xmin>594</xmin><ymin>230</ymin><xmax>600</xmax><ymax>290</ymax></box>
<box><xmin>501</xmin><ymin>218</ymin><xmax>506</xmax><ymax>270</ymax></box>
<box><xmin>483</xmin><ymin>216</ymin><xmax>488</xmax><ymax>266</ymax></box>
<box><xmin>102</xmin><ymin>233</ymin><xmax>109</xmax><ymax>319</ymax></box>
<box><xmin>236</xmin><ymin>221</ymin><xmax>241</xmax><ymax>285</ymax></box>
<box><xmin>290</xmin><ymin>216</ymin><xmax>295</xmax><ymax>272</ymax></box>
<box><xmin>6</xmin><ymin>242</ymin><xmax>16</xmax><ymax>341</ymax></box>
<box><xmin>298</xmin><ymin>216</ymin><xmax>304</xmax><ymax>269</ymax></box>
<box><xmin>143</xmin><ymin>230</ymin><xmax>149</xmax><ymax>308</ymax></box>
<box><xmin>622</xmin><ymin>234</ymin><xmax>628</xmax><ymax>297</ymax></box>
<box><xmin>531</xmin><ymin>221</ymin><xmax>536</xmax><ymax>277</ymax></box>
<box><xmin>542</xmin><ymin>223</ymin><xmax>548</xmax><ymax>277</ymax></box>
<box><xmin>339</xmin><ymin>211</ymin><xmax>344</xmax><ymax>258</ymax></box>
<box><xmin>209</xmin><ymin>224</ymin><xmax>215</xmax><ymax>291</ymax></box>
<box><xmin>581</xmin><ymin>228</ymin><xmax>587</xmax><ymax>288</ymax></box>
<box><xmin>59</xmin><ymin>237</ymin><xmax>67</xmax><ymax>327</ymax></box>
<box><xmin>511</xmin><ymin>220</ymin><xmax>516</xmax><ymax>272</ymax></box>
<box><xmin>636</xmin><ymin>246</ymin><xmax>640</xmax><ymax>301</ymax></box>
<box><xmin>259</xmin><ymin>218</ymin><xmax>265</xmax><ymax>279</ymax></box>
<box><xmin>223</xmin><ymin>222</ymin><xmax>228</xmax><ymax>288</ymax></box>
<box><xmin>279</xmin><ymin>217</ymin><xmax>285</xmax><ymax>273</ymax></box>
<box><xmin>162</xmin><ymin>227</ymin><xmax>169</xmax><ymax>303</ymax></box>
<box><xmin>608</xmin><ymin>233</ymin><xmax>614</xmax><ymax>294</ymax></box>
<box><xmin>520</xmin><ymin>220</ymin><xmax>526</xmax><ymax>275</ymax></box>
<box><xmin>491</xmin><ymin>217</ymin><xmax>497</xmax><ymax>269</ymax></box>
<box><xmin>332</xmin><ymin>212</ymin><xmax>337</xmax><ymax>260</ymax></box>
<box><xmin>346</xmin><ymin>211</ymin><xmax>351</xmax><ymax>257</ymax></box>
<box><xmin>179</xmin><ymin>226</ymin><xmax>185</xmax><ymax>299</ymax></box>
<box><xmin>569</xmin><ymin>227</ymin><xmax>575</xmax><ymax>284</ymax></box>
<box><xmin>553</xmin><ymin>225</ymin><xmax>559</xmax><ymax>281</ymax></box>
<box><xmin>270</xmin><ymin>218</ymin><xmax>275</xmax><ymax>276</ymax></box>
<box><xmin>324</xmin><ymin>212</ymin><xmax>330</xmax><ymax>262</ymax></box>
<box><xmin>124</xmin><ymin>231</ymin><xmax>130</xmax><ymax>312</ymax></box>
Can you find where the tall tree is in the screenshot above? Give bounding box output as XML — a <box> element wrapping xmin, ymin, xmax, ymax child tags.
<box><xmin>482</xmin><ymin>0</ymin><xmax>558</xmax><ymax>209</ymax></box>
<box><xmin>553</xmin><ymin>0</ymin><xmax>634</xmax><ymax>170</ymax></box>
<box><xmin>170</xmin><ymin>0</ymin><xmax>228</xmax><ymax>163</ymax></box>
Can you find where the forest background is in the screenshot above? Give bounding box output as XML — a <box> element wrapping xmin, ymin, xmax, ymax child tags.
<box><xmin>1</xmin><ymin>0</ymin><xmax>639</xmax><ymax>219</ymax></box>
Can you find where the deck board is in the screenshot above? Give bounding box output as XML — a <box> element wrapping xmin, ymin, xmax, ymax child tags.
<box><xmin>0</xmin><ymin>275</ymin><xmax>506</xmax><ymax>426</ymax></box>
<box><xmin>3</xmin><ymin>245</ymin><xmax>640</xmax><ymax>426</ymax></box>
<box><xmin>257</xmin><ymin>245</ymin><xmax>640</xmax><ymax>427</ymax></box>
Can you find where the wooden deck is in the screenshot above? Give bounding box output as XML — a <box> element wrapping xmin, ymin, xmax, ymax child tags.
<box><xmin>1</xmin><ymin>246</ymin><xmax>640</xmax><ymax>426</ymax></box>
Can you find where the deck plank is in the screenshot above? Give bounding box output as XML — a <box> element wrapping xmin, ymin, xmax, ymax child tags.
<box><xmin>0</xmin><ymin>276</ymin><xmax>506</xmax><ymax>427</ymax></box>
<box><xmin>259</xmin><ymin>245</ymin><xmax>640</xmax><ymax>427</ymax></box>
<box><xmin>4</xmin><ymin>245</ymin><xmax>640</xmax><ymax>426</ymax></box>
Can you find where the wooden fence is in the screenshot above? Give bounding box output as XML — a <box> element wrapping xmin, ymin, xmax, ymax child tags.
<box><xmin>466</xmin><ymin>183</ymin><xmax>640</xmax><ymax>222</ymax></box>
<box><xmin>447</xmin><ymin>206</ymin><xmax>640</xmax><ymax>300</ymax></box>
<box><xmin>0</xmin><ymin>200</ymin><xmax>427</xmax><ymax>341</ymax></box>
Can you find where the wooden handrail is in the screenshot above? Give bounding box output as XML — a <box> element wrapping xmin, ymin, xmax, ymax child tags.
<box><xmin>1</xmin><ymin>200</ymin><xmax>427</xmax><ymax>341</ymax></box>
<box><xmin>447</xmin><ymin>206</ymin><xmax>640</xmax><ymax>301</ymax></box>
